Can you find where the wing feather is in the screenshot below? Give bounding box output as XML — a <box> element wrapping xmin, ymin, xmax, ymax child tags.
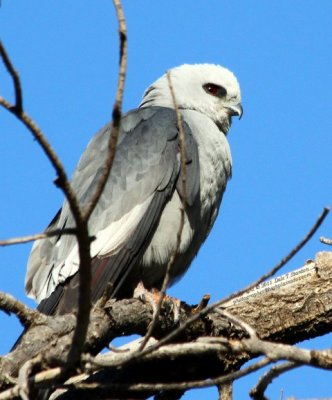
<box><xmin>29</xmin><ymin>107</ymin><xmax>199</xmax><ymax>314</ymax></box>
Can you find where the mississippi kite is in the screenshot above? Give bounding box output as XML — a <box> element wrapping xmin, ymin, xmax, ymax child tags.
<box><xmin>25</xmin><ymin>64</ymin><xmax>242</xmax><ymax>315</ymax></box>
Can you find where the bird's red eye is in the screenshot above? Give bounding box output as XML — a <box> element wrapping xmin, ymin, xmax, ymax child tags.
<box><xmin>203</xmin><ymin>83</ymin><xmax>227</xmax><ymax>98</ymax></box>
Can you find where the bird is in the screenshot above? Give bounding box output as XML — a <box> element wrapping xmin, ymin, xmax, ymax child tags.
<box><xmin>25</xmin><ymin>63</ymin><xmax>242</xmax><ymax>316</ymax></box>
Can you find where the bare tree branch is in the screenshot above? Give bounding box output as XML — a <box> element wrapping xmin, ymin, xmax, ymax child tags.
<box><xmin>320</xmin><ymin>236</ymin><xmax>332</xmax><ymax>246</ymax></box>
<box><xmin>1</xmin><ymin>357</ymin><xmax>271</xmax><ymax>399</ymax></box>
<box><xmin>0</xmin><ymin>291</ymin><xmax>42</xmax><ymax>328</ymax></box>
<box><xmin>138</xmin><ymin>206</ymin><xmax>330</xmax><ymax>356</ymax></box>
<box><xmin>0</xmin><ymin>0</ymin><xmax>128</xmax><ymax>380</ymax></box>
<box><xmin>53</xmin><ymin>357</ymin><xmax>272</xmax><ymax>398</ymax></box>
<box><xmin>167</xmin><ymin>70</ymin><xmax>188</xmax><ymax>205</ymax></box>
<box><xmin>138</xmin><ymin>70</ymin><xmax>188</xmax><ymax>351</ymax></box>
<box><xmin>0</xmin><ymin>228</ymin><xmax>76</xmax><ymax>247</ymax></box>
<box><xmin>218</xmin><ymin>382</ymin><xmax>233</xmax><ymax>400</ymax></box>
<box><xmin>250</xmin><ymin>361</ymin><xmax>299</xmax><ymax>400</ymax></box>
<box><xmin>17</xmin><ymin>354</ymin><xmax>44</xmax><ymax>400</ymax></box>
<box><xmin>0</xmin><ymin>368</ymin><xmax>62</xmax><ymax>400</ymax></box>
<box><xmin>1</xmin><ymin>4</ymin><xmax>331</xmax><ymax>398</ymax></box>
<box><xmin>0</xmin><ymin>41</ymin><xmax>82</xmax><ymax>222</ymax></box>
<box><xmin>217</xmin><ymin>309</ymin><xmax>257</xmax><ymax>338</ymax></box>
<box><xmin>1</xmin><ymin>251</ymin><xmax>330</xmax><ymax>398</ymax></box>
<box><xmin>82</xmin><ymin>0</ymin><xmax>127</xmax><ymax>221</ymax></box>
<box><xmin>0</xmin><ymin>384</ymin><xmax>20</xmax><ymax>400</ymax></box>
<box><xmin>219</xmin><ymin>206</ymin><xmax>330</xmax><ymax>307</ymax></box>
<box><xmin>0</xmin><ymin>42</ymin><xmax>92</xmax><ymax>366</ymax></box>
<box><xmin>66</xmin><ymin>0</ymin><xmax>128</xmax><ymax>368</ymax></box>
<box><xmin>0</xmin><ymin>41</ymin><xmax>22</xmax><ymax>113</ymax></box>
<box><xmin>61</xmin><ymin>333</ymin><xmax>332</xmax><ymax>396</ymax></box>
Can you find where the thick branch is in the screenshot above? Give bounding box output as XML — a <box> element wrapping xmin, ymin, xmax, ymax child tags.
<box><xmin>0</xmin><ymin>292</ymin><xmax>41</xmax><ymax>328</ymax></box>
<box><xmin>1</xmin><ymin>251</ymin><xmax>332</xmax><ymax>398</ymax></box>
<box><xmin>137</xmin><ymin>207</ymin><xmax>330</xmax><ymax>358</ymax></box>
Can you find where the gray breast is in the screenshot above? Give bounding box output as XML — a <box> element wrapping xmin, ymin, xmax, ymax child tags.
<box><xmin>139</xmin><ymin>109</ymin><xmax>232</xmax><ymax>289</ymax></box>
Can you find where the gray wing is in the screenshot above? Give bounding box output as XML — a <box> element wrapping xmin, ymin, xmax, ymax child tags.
<box><xmin>25</xmin><ymin>107</ymin><xmax>200</xmax><ymax>314</ymax></box>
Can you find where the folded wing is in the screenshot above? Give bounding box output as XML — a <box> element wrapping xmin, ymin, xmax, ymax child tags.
<box><xmin>25</xmin><ymin>107</ymin><xmax>199</xmax><ymax>315</ymax></box>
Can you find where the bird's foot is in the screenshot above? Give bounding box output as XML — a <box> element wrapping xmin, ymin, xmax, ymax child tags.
<box><xmin>133</xmin><ymin>281</ymin><xmax>181</xmax><ymax>323</ymax></box>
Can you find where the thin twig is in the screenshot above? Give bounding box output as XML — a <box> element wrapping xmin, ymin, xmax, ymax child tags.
<box><xmin>0</xmin><ymin>291</ymin><xmax>42</xmax><ymax>328</ymax></box>
<box><xmin>0</xmin><ymin>43</ymin><xmax>81</xmax><ymax>222</ymax></box>
<box><xmin>212</xmin><ymin>358</ymin><xmax>271</xmax><ymax>389</ymax></box>
<box><xmin>0</xmin><ymin>44</ymin><xmax>90</xmax><ymax>353</ymax></box>
<box><xmin>279</xmin><ymin>389</ymin><xmax>284</xmax><ymax>400</ymax></box>
<box><xmin>0</xmin><ymin>41</ymin><xmax>22</xmax><ymax>113</ymax></box>
<box><xmin>0</xmin><ymin>228</ymin><xmax>76</xmax><ymax>247</ymax></box>
<box><xmin>17</xmin><ymin>354</ymin><xmax>43</xmax><ymax>400</ymax></box>
<box><xmin>216</xmin><ymin>309</ymin><xmax>257</xmax><ymax>338</ymax></box>
<box><xmin>0</xmin><ymin>1</ymin><xmax>128</xmax><ymax>376</ymax></box>
<box><xmin>167</xmin><ymin>71</ymin><xmax>188</xmax><ymax>207</ymax></box>
<box><xmin>0</xmin><ymin>385</ymin><xmax>20</xmax><ymax>400</ymax></box>
<box><xmin>320</xmin><ymin>236</ymin><xmax>332</xmax><ymax>245</ymax></box>
<box><xmin>0</xmin><ymin>42</ymin><xmax>85</xmax><ymax>251</ymax></box>
<box><xmin>31</xmin><ymin>334</ymin><xmax>332</xmax><ymax>397</ymax></box>
<box><xmin>138</xmin><ymin>71</ymin><xmax>187</xmax><ymax>351</ymax></box>
<box><xmin>0</xmin><ymin>39</ymin><xmax>93</xmax><ymax>370</ymax></box>
<box><xmin>75</xmin><ymin>358</ymin><xmax>270</xmax><ymax>393</ymax></box>
<box><xmin>42</xmin><ymin>358</ymin><xmax>272</xmax><ymax>396</ymax></box>
<box><xmin>220</xmin><ymin>206</ymin><xmax>330</xmax><ymax>307</ymax></box>
<box><xmin>250</xmin><ymin>361</ymin><xmax>298</xmax><ymax>400</ymax></box>
<box><xmin>82</xmin><ymin>0</ymin><xmax>127</xmax><ymax>221</ymax></box>
<box><xmin>0</xmin><ymin>368</ymin><xmax>62</xmax><ymax>400</ymax></box>
<box><xmin>66</xmin><ymin>0</ymin><xmax>128</xmax><ymax>368</ymax></box>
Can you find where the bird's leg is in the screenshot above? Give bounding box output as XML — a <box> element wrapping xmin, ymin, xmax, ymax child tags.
<box><xmin>133</xmin><ymin>281</ymin><xmax>160</xmax><ymax>315</ymax></box>
<box><xmin>133</xmin><ymin>281</ymin><xmax>181</xmax><ymax>323</ymax></box>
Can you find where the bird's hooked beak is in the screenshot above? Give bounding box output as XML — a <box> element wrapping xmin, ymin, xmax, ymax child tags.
<box><xmin>227</xmin><ymin>103</ymin><xmax>243</xmax><ymax>120</ymax></box>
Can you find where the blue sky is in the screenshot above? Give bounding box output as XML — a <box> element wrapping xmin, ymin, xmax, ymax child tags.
<box><xmin>1</xmin><ymin>1</ymin><xmax>332</xmax><ymax>398</ymax></box>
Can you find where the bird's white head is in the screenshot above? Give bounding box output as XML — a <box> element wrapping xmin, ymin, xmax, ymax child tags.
<box><xmin>140</xmin><ymin>63</ymin><xmax>242</xmax><ymax>134</ymax></box>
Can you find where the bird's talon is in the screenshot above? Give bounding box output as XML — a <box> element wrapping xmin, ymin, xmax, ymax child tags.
<box><xmin>169</xmin><ymin>298</ymin><xmax>181</xmax><ymax>323</ymax></box>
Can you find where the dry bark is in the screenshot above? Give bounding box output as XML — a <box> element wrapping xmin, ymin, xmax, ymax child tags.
<box><xmin>0</xmin><ymin>251</ymin><xmax>331</xmax><ymax>399</ymax></box>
